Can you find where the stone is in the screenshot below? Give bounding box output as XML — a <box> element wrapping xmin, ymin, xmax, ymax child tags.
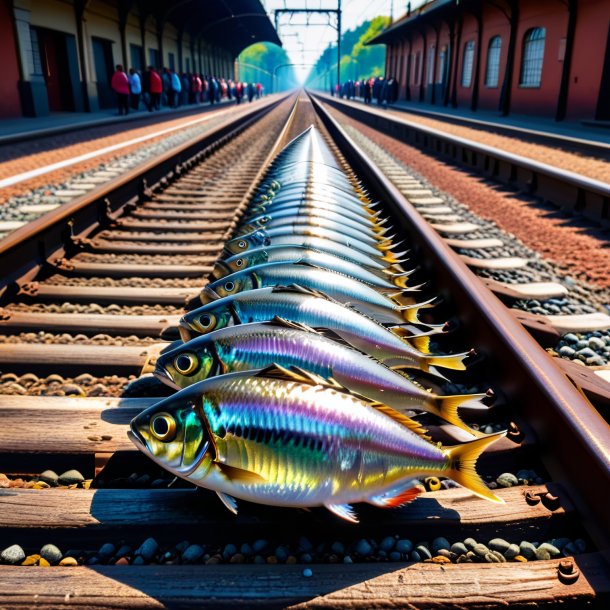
<box><xmin>450</xmin><ymin>542</ymin><xmax>468</xmax><ymax>556</ymax></box>
<box><xmin>415</xmin><ymin>545</ymin><xmax>432</xmax><ymax>560</ymax></box>
<box><xmin>432</xmin><ymin>537</ymin><xmax>450</xmax><ymax>553</ymax></box>
<box><xmin>252</xmin><ymin>539</ymin><xmax>269</xmax><ymax>553</ymax></box>
<box><xmin>488</xmin><ymin>538</ymin><xmax>511</xmax><ymax>553</ymax></box>
<box><xmin>39</xmin><ymin>470</ymin><xmax>59</xmax><ymax>486</ymax></box>
<box><xmin>222</xmin><ymin>544</ymin><xmax>237</xmax><ymax>560</ymax></box>
<box><xmin>21</xmin><ymin>554</ymin><xmax>40</xmax><ymax>566</ymax></box>
<box><xmin>303</xmin><ymin>568</ymin><xmax>313</xmax><ymax>577</ymax></box>
<box><xmin>473</xmin><ymin>543</ymin><xmax>489</xmax><ymax>558</ymax></box>
<box><xmin>379</xmin><ymin>536</ymin><xmax>395</xmax><ymax>552</ymax></box>
<box><xmin>115</xmin><ymin>557</ymin><xmax>130</xmax><ymax>565</ymax></box>
<box><xmin>58</xmin><ymin>470</ymin><xmax>84</xmax><ymax>486</ymax></box>
<box><xmin>504</xmin><ymin>544</ymin><xmax>521</xmax><ymax>559</ymax></box>
<box><xmin>396</xmin><ymin>539</ymin><xmax>413</xmax><ymax>554</ymax></box>
<box><xmin>463</xmin><ymin>538</ymin><xmax>478</xmax><ymax>550</ymax></box>
<box><xmin>135</xmin><ymin>537</ymin><xmax>158</xmax><ymax>562</ymax></box>
<box><xmin>588</xmin><ymin>337</ymin><xmax>605</xmax><ymax>350</ymax></box>
<box><xmin>182</xmin><ymin>545</ymin><xmax>205</xmax><ymax>563</ymax></box>
<box><xmin>59</xmin><ymin>557</ymin><xmax>78</xmax><ymax>566</ymax></box>
<box><xmin>410</xmin><ymin>551</ymin><xmax>422</xmax><ymax>562</ymax></box>
<box><xmin>40</xmin><ymin>544</ymin><xmax>62</xmax><ymax>565</ymax></box>
<box><xmin>355</xmin><ymin>539</ymin><xmax>373</xmax><ymax>556</ymax></box>
<box><xmin>496</xmin><ymin>472</ymin><xmax>519</xmax><ymax>487</ymax></box>
<box><xmin>298</xmin><ymin>537</ymin><xmax>313</xmax><ymax>552</ymax></box>
<box><xmin>558</xmin><ymin>346</ymin><xmax>576</xmax><ymax>357</ymax></box>
<box><xmin>330</xmin><ymin>541</ymin><xmax>345</xmax><ymax>555</ymax></box>
<box><xmin>537</xmin><ymin>542</ymin><xmax>560</xmax><ymax>557</ymax></box>
<box><xmin>98</xmin><ymin>543</ymin><xmax>116</xmax><ymax>559</ymax></box>
<box><xmin>519</xmin><ymin>541</ymin><xmax>537</xmax><ymax>560</ymax></box>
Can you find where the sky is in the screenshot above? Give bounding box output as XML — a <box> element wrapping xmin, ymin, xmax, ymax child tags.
<box><xmin>261</xmin><ymin>1</ymin><xmax>427</xmax><ymax>83</ymax></box>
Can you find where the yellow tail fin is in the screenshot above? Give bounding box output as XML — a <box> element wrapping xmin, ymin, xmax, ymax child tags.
<box><xmin>424</xmin><ymin>352</ymin><xmax>470</xmax><ymax>372</ymax></box>
<box><xmin>409</xmin><ymin>334</ymin><xmax>430</xmax><ymax>353</ymax></box>
<box><xmin>445</xmin><ymin>431</ymin><xmax>506</xmax><ymax>502</ymax></box>
<box><xmin>426</xmin><ymin>393</ymin><xmax>488</xmax><ymax>437</ymax></box>
<box><xmin>396</xmin><ymin>298</ymin><xmax>436</xmax><ymax>324</ymax></box>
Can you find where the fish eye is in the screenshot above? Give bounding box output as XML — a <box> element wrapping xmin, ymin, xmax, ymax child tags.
<box><xmin>198</xmin><ymin>313</ymin><xmax>215</xmax><ymax>329</ymax></box>
<box><xmin>235</xmin><ymin>258</ymin><xmax>244</xmax><ymax>267</ymax></box>
<box><xmin>224</xmin><ymin>281</ymin><xmax>235</xmax><ymax>292</ymax></box>
<box><xmin>150</xmin><ymin>412</ymin><xmax>177</xmax><ymax>441</ymax></box>
<box><xmin>174</xmin><ymin>352</ymin><xmax>198</xmax><ymax>375</ymax></box>
<box><xmin>237</xmin><ymin>240</ymin><xmax>247</xmax><ymax>249</ymax></box>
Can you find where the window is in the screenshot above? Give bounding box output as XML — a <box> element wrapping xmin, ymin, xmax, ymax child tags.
<box><xmin>427</xmin><ymin>45</ymin><xmax>435</xmax><ymax>84</ymax></box>
<box><xmin>520</xmin><ymin>27</ymin><xmax>545</xmax><ymax>87</ymax></box>
<box><xmin>461</xmin><ymin>40</ymin><xmax>475</xmax><ymax>87</ymax></box>
<box><xmin>437</xmin><ymin>46</ymin><xmax>447</xmax><ymax>84</ymax></box>
<box><xmin>485</xmin><ymin>36</ymin><xmax>502</xmax><ymax>87</ymax></box>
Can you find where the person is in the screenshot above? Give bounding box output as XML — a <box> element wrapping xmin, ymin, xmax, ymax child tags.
<box><xmin>148</xmin><ymin>66</ymin><xmax>162</xmax><ymax>111</ymax></box>
<box><xmin>247</xmin><ymin>82</ymin><xmax>254</xmax><ymax>102</ymax></box>
<box><xmin>161</xmin><ymin>67</ymin><xmax>170</xmax><ymax>106</ymax></box>
<box><xmin>169</xmin><ymin>68</ymin><xmax>181</xmax><ymax>108</ymax></box>
<box><xmin>128</xmin><ymin>68</ymin><xmax>141</xmax><ymax>111</ymax></box>
<box><xmin>191</xmin><ymin>73</ymin><xmax>202</xmax><ymax>103</ymax></box>
<box><xmin>256</xmin><ymin>82</ymin><xmax>262</xmax><ymax>98</ymax></box>
<box><xmin>111</xmin><ymin>64</ymin><xmax>130</xmax><ymax>115</ymax></box>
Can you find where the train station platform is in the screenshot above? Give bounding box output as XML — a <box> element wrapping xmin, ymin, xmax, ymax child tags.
<box><xmin>322</xmin><ymin>93</ymin><xmax>610</xmax><ymax>149</ymax></box>
<box><xmin>0</xmin><ymin>96</ymin><xmax>242</xmax><ymax>146</ymax></box>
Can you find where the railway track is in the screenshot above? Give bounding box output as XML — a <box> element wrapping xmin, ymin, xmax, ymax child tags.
<box><xmin>0</xmin><ymin>92</ymin><xmax>608</xmax><ymax>608</ymax></box>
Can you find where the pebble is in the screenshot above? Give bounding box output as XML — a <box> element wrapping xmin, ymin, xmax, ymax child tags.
<box><xmin>496</xmin><ymin>472</ymin><xmax>519</xmax><ymax>487</ymax></box>
<box><xmin>230</xmin><ymin>553</ymin><xmax>245</xmax><ymax>564</ymax></box>
<box><xmin>222</xmin><ymin>544</ymin><xmax>237</xmax><ymax>560</ymax></box>
<box><xmin>275</xmin><ymin>545</ymin><xmax>289</xmax><ymax>562</ymax></box>
<box><xmin>98</xmin><ymin>543</ymin><xmax>116</xmax><ymax>559</ymax></box>
<box><xmin>300</xmin><ymin>553</ymin><xmax>312</xmax><ymax>563</ymax></box>
<box><xmin>303</xmin><ymin>568</ymin><xmax>313</xmax><ymax>577</ymax></box>
<box><xmin>39</xmin><ymin>558</ymin><xmax>51</xmax><ymax>567</ymax></box>
<box><xmin>132</xmin><ymin>556</ymin><xmax>147</xmax><ymax>565</ymax></box>
<box><xmin>252</xmin><ymin>539</ymin><xmax>269</xmax><ymax>553</ymax></box>
<box><xmin>21</xmin><ymin>554</ymin><xmax>40</xmax><ymax>566</ymax></box>
<box><xmin>379</xmin><ymin>536</ymin><xmax>395</xmax><ymax>552</ymax></box>
<box><xmin>298</xmin><ymin>536</ymin><xmax>313</xmax><ymax>552</ymax></box>
<box><xmin>355</xmin><ymin>539</ymin><xmax>373</xmax><ymax>556</ymax></box>
<box><xmin>463</xmin><ymin>538</ymin><xmax>478</xmax><ymax>550</ymax></box>
<box><xmin>504</xmin><ymin>544</ymin><xmax>521</xmax><ymax>559</ymax></box>
<box><xmin>40</xmin><ymin>544</ymin><xmax>62</xmax><ymax>565</ymax></box>
<box><xmin>488</xmin><ymin>538</ymin><xmax>510</xmax><ymax>553</ymax></box>
<box><xmin>563</xmin><ymin>333</ymin><xmax>578</xmax><ymax>344</ymax></box>
<box><xmin>520</xmin><ymin>541</ymin><xmax>537</xmax><ymax>560</ymax></box>
<box><xmin>432</xmin><ymin>537</ymin><xmax>450</xmax><ymax>553</ymax></box>
<box><xmin>558</xmin><ymin>346</ymin><xmax>575</xmax><ymax>357</ymax></box>
<box><xmin>115</xmin><ymin>545</ymin><xmax>132</xmax><ymax>558</ymax></box>
<box><xmin>450</xmin><ymin>542</ymin><xmax>468</xmax><ymax>556</ymax></box>
<box><xmin>115</xmin><ymin>557</ymin><xmax>130</xmax><ymax>565</ymax></box>
<box><xmin>240</xmin><ymin>543</ymin><xmax>253</xmax><ymax>557</ymax></box>
<box><xmin>330</xmin><ymin>541</ymin><xmax>345</xmax><ymax>555</ymax></box>
<box><xmin>39</xmin><ymin>470</ymin><xmax>59</xmax><ymax>486</ymax></box>
<box><xmin>58</xmin><ymin>470</ymin><xmax>84</xmax><ymax>486</ymax></box>
<box><xmin>473</xmin><ymin>543</ymin><xmax>489</xmax><ymax>558</ymax></box>
<box><xmin>343</xmin><ymin>555</ymin><xmax>354</xmax><ymax>564</ymax></box>
<box><xmin>1</xmin><ymin>545</ymin><xmax>25</xmax><ymax>565</ymax></box>
<box><xmin>59</xmin><ymin>557</ymin><xmax>78</xmax><ymax>566</ymax></box>
<box><xmin>589</xmin><ymin>337</ymin><xmax>605</xmax><ymax>350</ymax></box>
<box><xmin>182</xmin><ymin>545</ymin><xmax>205</xmax><ymax>563</ymax></box>
<box><xmin>135</xmin><ymin>538</ymin><xmax>158</xmax><ymax>562</ymax></box>
<box><xmin>410</xmin><ymin>550</ymin><xmax>422</xmax><ymax>562</ymax></box>
<box><xmin>396</xmin><ymin>539</ymin><xmax>413</xmax><ymax>554</ymax></box>
<box><xmin>389</xmin><ymin>551</ymin><xmax>402</xmax><ymax>562</ymax></box>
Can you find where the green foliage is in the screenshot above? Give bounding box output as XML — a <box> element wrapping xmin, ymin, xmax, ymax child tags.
<box><xmin>237</xmin><ymin>43</ymin><xmax>297</xmax><ymax>92</ymax></box>
<box><xmin>306</xmin><ymin>16</ymin><xmax>391</xmax><ymax>88</ymax></box>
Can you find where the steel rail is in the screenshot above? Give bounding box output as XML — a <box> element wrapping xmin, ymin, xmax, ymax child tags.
<box><xmin>309</xmin><ymin>92</ymin><xmax>610</xmax><ymax>549</ymax></box>
<box><xmin>0</xmin><ymin>94</ymin><xmax>290</xmax><ymax>304</ymax></box>
<box><xmin>312</xmin><ymin>92</ymin><xmax>610</xmax><ymax>224</ymax></box>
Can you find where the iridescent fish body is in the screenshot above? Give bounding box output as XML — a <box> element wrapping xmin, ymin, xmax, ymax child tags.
<box><xmin>129</xmin><ymin>367</ymin><xmax>504</xmax><ymax>522</ymax></box>
<box><xmin>181</xmin><ymin>286</ymin><xmax>461</xmax><ymax>372</ymax></box>
<box><xmin>155</xmin><ymin>321</ymin><xmax>484</xmax><ymax>436</ymax></box>
<box><xmin>202</xmin><ymin>262</ymin><xmax>426</xmax><ymax>325</ymax></box>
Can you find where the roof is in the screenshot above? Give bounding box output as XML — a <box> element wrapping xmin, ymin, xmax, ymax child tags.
<box><xmin>148</xmin><ymin>0</ymin><xmax>281</xmax><ymax>57</ymax></box>
<box><xmin>366</xmin><ymin>0</ymin><xmax>453</xmax><ymax>46</ymax></box>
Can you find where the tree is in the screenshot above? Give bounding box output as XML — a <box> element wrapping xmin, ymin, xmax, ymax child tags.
<box><xmin>306</xmin><ymin>17</ymin><xmax>391</xmax><ymax>89</ymax></box>
<box><xmin>237</xmin><ymin>43</ymin><xmax>297</xmax><ymax>92</ymax></box>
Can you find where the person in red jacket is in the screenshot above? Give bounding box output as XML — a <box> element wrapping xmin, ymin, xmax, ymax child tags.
<box><xmin>111</xmin><ymin>64</ymin><xmax>130</xmax><ymax>115</ymax></box>
<box><xmin>148</xmin><ymin>66</ymin><xmax>162</xmax><ymax>111</ymax></box>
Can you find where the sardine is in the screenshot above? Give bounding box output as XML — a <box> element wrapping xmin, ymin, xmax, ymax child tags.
<box><xmin>202</xmin><ymin>261</ymin><xmax>428</xmax><ymax>324</ymax></box>
<box><xmin>180</xmin><ymin>285</ymin><xmax>465</xmax><ymax>373</ymax></box>
<box><xmin>129</xmin><ymin>365</ymin><xmax>505</xmax><ymax>522</ymax></box>
<box><xmin>155</xmin><ymin>320</ymin><xmax>485</xmax><ymax>436</ymax></box>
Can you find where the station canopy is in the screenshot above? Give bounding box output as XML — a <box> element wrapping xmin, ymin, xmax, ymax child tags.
<box><xmin>150</xmin><ymin>0</ymin><xmax>281</xmax><ymax>57</ymax></box>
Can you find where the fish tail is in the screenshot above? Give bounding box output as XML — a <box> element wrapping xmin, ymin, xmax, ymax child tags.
<box><xmin>424</xmin><ymin>351</ymin><xmax>472</xmax><ymax>372</ymax></box>
<box><xmin>409</xmin><ymin>334</ymin><xmax>430</xmax><ymax>353</ymax></box>
<box><xmin>382</xmin><ymin>250</ymin><xmax>409</xmax><ymax>264</ymax></box>
<box><xmin>445</xmin><ymin>432</ymin><xmax>507</xmax><ymax>502</ymax></box>
<box><xmin>396</xmin><ymin>297</ymin><xmax>436</xmax><ymax>323</ymax></box>
<box><xmin>427</xmin><ymin>393</ymin><xmax>488</xmax><ymax>437</ymax></box>
<box><xmin>378</xmin><ymin>238</ymin><xmax>403</xmax><ymax>251</ymax></box>
<box><xmin>391</xmin><ymin>270</ymin><xmax>416</xmax><ymax>289</ymax></box>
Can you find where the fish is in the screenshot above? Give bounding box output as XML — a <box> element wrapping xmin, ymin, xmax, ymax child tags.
<box><xmin>213</xmin><ymin>246</ymin><xmax>414</xmax><ymax>290</ymax></box>
<box><xmin>201</xmin><ymin>261</ymin><xmax>429</xmax><ymax>325</ymax></box>
<box><xmin>155</xmin><ymin>319</ymin><xmax>486</xmax><ymax>436</ymax></box>
<box><xmin>180</xmin><ymin>285</ymin><xmax>466</xmax><ymax>373</ymax></box>
<box><xmin>224</xmin><ymin>234</ymin><xmax>405</xmax><ymax>271</ymax></box>
<box><xmin>226</xmin><ymin>227</ymin><xmax>405</xmax><ymax>263</ymax></box>
<box><xmin>129</xmin><ymin>364</ymin><xmax>505</xmax><ymax>522</ymax></box>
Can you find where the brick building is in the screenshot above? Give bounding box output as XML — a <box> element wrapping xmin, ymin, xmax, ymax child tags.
<box><xmin>0</xmin><ymin>0</ymin><xmax>280</xmax><ymax>118</ymax></box>
<box><xmin>369</xmin><ymin>0</ymin><xmax>610</xmax><ymax>121</ymax></box>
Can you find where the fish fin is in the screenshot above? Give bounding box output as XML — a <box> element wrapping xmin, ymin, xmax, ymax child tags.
<box><xmin>445</xmin><ymin>431</ymin><xmax>507</xmax><ymax>502</ymax></box>
<box><xmin>256</xmin><ymin>363</ymin><xmax>342</xmax><ymax>390</ymax></box>
<box><xmin>199</xmin><ymin>286</ymin><xmax>221</xmax><ymax>305</ymax></box>
<box><xmin>324</xmin><ymin>503</ymin><xmax>359</xmax><ymax>523</ymax></box>
<box><xmin>391</xmin><ymin>271</ymin><xmax>416</xmax><ymax>290</ymax></box>
<box><xmin>409</xmin><ymin>335</ymin><xmax>430</xmax><ymax>353</ymax></box>
<box><xmin>368</xmin><ymin>486</ymin><xmax>422</xmax><ymax>508</ymax></box>
<box><xmin>216</xmin><ymin>491</ymin><xmax>239</xmax><ymax>514</ymax></box>
<box><xmin>272</xmin><ymin>284</ymin><xmax>338</xmax><ymax>303</ymax></box>
<box><xmin>367</xmin><ymin>403</ymin><xmax>430</xmax><ymax>439</ymax></box>
<box><xmin>425</xmin><ymin>393</ymin><xmax>488</xmax><ymax>438</ymax></box>
<box><xmin>382</xmin><ymin>249</ymin><xmax>409</xmax><ymax>264</ymax></box>
<box><xmin>215</xmin><ymin>462</ymin><xmax>266</xmax><ymax>485</ymax></box>
<box><xmin>396</xmin><ymin>297</ymin><xmax>436</xmax><ymax>324</ymax></box>
<box><xmin>269</xmin><ymin>316</ymin><xmax>321</xmax><ymax>335</ymax></box>
<box><xmin>423</xmin><ymin>351</ymin><xmax>473</xmax><ymax>372</ymax></box>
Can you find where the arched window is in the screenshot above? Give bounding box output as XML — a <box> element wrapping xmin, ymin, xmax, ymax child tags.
<box><xmin>485</xmin><ymin>36</ymin><xmax>502</xmax><ymax>87</ymax></box>
<box><xmin>461</xmin><ymin>40</ymin><xmax>475</xmax><ymax>87</ymax></box>
<box><xmin>520</xmin><ymin>27</ymin><xmax>545</xmax><ymax>87</ymax></box>
<box><xmin>427</xmin><ymin>44</ymin><xmax>435</xmax><ymax>84</ymax></box>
